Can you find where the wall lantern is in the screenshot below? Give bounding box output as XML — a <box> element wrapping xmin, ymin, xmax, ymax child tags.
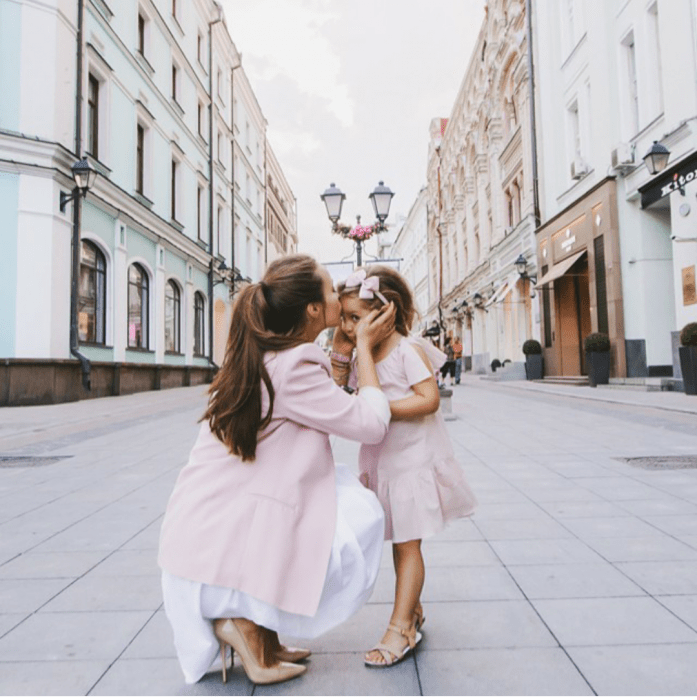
<box><xmin>473</xmin><ymin>292</ymin><xmax>483</xmax><ymax>307</ymax></box>
<box><xmin>60</xmin><ymin>159</ymin><xmax>98</xmax><ymax>212</ymax></box>
<box><xmin>643</xmin><ymin>141</ymin><xmax>671</xmax><ymax>176</ymax></box>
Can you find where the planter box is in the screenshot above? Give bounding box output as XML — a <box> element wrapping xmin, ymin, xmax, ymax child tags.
<box><xmin>679</xmin><ymin>346</ymin><xmax>697</xmax><ymax>395</ymax></box>
<box><xmin>586</xmin><ymin>351</ymin><xmax>611</xmax><ymax>387</ymax></box>
<box><xmin>525</xmin><ymin>354</ymin><xmax>544</xmax><ymax>380</ymax></box>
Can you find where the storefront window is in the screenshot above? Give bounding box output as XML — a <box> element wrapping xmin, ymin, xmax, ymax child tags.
<box><xmin>79</xmin><ymin>240</ymin><xmax>106</xmax><ymax>344</ymax></box>
<box><xmin>128</xmin><ymin>263</ymin><xmax>149</xmax><ymax>349</ymax></box>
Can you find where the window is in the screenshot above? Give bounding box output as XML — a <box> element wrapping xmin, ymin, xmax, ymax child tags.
<box><xmin>217</xmin><ymin>130</ymin><xmax>223</xmax><ymax>163</ymax></box>
<box><xmin>194</xmin><ymin>292</ymin><xmax>205</xmax><ymax>356</ymax></box>
<box><xmin>171</xmin><ymin>64</ymin><xmax>178</xmax><ymax>103</ymax></box>
<box><xmin>136</xmin><ymin>123</ymin><xmax>145</xmax><ymax>195</ymax></box>
<box><xmin>197</xmin><ymin>186</ymin><xmax>203</xmax><ymax>240</ymax></box>
<box><xmin>568</xmin><ymin>99</ymin><xmax>581</xmax><ymax>161</ymax></box>
<box><xmin>541</xmin><ymin>264</ymin><xmax>552</xmax><ymax>347</ymax></box>
<box><xmin>165</xmin><ymin>280</ymin><xmax>181</xmax><ymax>353</ymax></box>
<box><xmin>87</xmin><ymin>74</ymin><xmax>99</xmax><ymax>159</ymax></box>
<box><xmin>128</xmin><ymin>263</ymin><xmax>149</xmax><ymax>349</ymax></box>
<box><xmin>623</xmin><ymin>31</ymin><xmax>639</xmax><ymax>134</ymax></box>
<box><xmin>138</xmin><ymin>13</ymin><xmax>146</xmax><ymax>56</ymax></box>
<box><xmin>171</xmin><ymin>159</ymin><xmax>178</xmax><ymax>221</ymax></box>
<box><xmin>217</xmin><ymin>68</ymin><xmax>223</xmax><ymax>97</ymax></box>
<box><xmin>217</xmin><ymin>205</ymin><xmax>223</xmax><ymax>254</ymax></box>
<box><xmin>197</xmin><ymin>33</ymin><xmax>203</xmax><ymax>64</ymax></box>
<box><xmin>198</xmin><ymin>102</ymin><xmax>204</xmax><ymax>136</ymax></box>
<box><xmin>79</xmin><ymin>240</ymin><xmax>106</xmax><ymax>345</ymax></box>
<box><xmin>172</xmin><ymin>0</ymin><xmax>177</xmax><ymax>19</ymax></box>
<box><xmin>647</xmin><ymin>3</ymin><xmax>663</xmax><ymax>116</ymax></box>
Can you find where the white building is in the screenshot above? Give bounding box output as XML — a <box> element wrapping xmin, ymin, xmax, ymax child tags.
<box><xmin>532</xmin><ymin>0</ymin><xmax>697</xmax><ymax>379</ymax></box>
<box><xmin>390</xmin><ymin>187</ymin><xmax>431</xmax><ymax>321</ymax></box>
<box><xmin>265</xmin><ymin>142</ymin><xmax>298</xmax><ymax>263</ymax></box>
<box><xmin>426</xmin><ymin>0</ymin><xmax>539</xmax><ymax>373</ymax></box>
<box><xmin>0</xmin><ymin>0</ymin><xmax>292</xmax><ymax>405</ymax></box>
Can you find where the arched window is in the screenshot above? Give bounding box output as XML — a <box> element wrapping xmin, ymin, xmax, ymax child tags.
<box><xmin>194</xmin><ymin>291</ymin><xmax>205</xmax><ymax>356</ymax></box>
<box><xmin>165</xmin><ymin>280</ymin><xmax>181</xmax><ymax>353</ymax></box>
<box><xmin>79</xmin><ymin>240</ymin><xmax>106</xmax><ymax>344</ymax></box>
<box><xmin>128</xmin><ymin>263</ymin><xmax>149</xmax><ymax>349</ymax></box>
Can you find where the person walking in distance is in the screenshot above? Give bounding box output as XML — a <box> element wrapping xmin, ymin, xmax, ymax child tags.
<box><xmin>453</xmin><ymin>336</ymin><xmax>463</xmax><ymax>384</ymax></box>
<box><xmin>158</xmin><ymin>255</ymin><xmax>396</xmax><ymax>686</ymax></box>
<box><xmin>335</xmin><ymin>266</ymin><xmax>477</xmax><ymax>667</ymax></box>
<box><xmin>440</xmin><ymin>338</ymin><xmax>456</xmax><ymax>387</ymax></box>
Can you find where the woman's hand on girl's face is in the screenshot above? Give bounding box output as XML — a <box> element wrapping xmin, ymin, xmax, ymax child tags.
<box><xmin>355</xmin><ymin>302</ymin><xmax>396</xmax><ymax>349</ymax></box>
<box><xmin>332</xmin><ymin>324</ymin><xmax>355</xmax><ymax>354</ymax></box>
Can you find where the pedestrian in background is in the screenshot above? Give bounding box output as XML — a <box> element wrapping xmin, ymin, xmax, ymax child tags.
<box><xmin>158</xmin><ymin>254</ymin><xmax>396</xmax><ymax>686</ymax></box>
<box><xmin>440</xmin><ymin>338</ymin><xmax>456</xmax><ymax>387</ymax></box>
<box><xmin>453</xmin><ymin>336</ymin><xmax>463</xmax><ymax>384</ymax></box>
<box><xmin>336</xmin><ymin>266</ymin><xmax>477</xmax><ymax>667</ymax></box>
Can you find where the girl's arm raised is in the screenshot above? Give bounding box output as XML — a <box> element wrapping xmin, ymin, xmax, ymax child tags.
<box><xmin>389</xmin><ymin>343</ymin><xmax>440</xmax><ymax>419</ymax></box>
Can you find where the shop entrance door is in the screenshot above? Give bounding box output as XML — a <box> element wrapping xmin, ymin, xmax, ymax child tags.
<box><xmin>555</xmin><ymin>258</ymin><xmax>591</xmax><ymax>376</ymax></box>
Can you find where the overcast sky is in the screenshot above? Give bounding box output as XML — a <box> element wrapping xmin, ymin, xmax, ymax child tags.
<box><xmin>220</xmin><ymin>0</ymin><xmax>486</xmax><ymax>263</ymax></box>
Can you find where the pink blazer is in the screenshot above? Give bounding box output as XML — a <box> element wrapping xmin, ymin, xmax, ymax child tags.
<box><xmin>158</xmin><ymin>343</ymin><xmax>389</xmax><ymax>617</ymax></box>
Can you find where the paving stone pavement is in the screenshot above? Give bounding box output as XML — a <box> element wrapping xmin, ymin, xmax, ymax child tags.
<box><xmin>1</xmin><ymin>378</ymin><xmax>697</xmax><ymax>695</ymax></box>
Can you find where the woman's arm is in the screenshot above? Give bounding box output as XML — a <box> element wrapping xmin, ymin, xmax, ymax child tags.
<box><xmin>389</xmin><ymin>343</ymin><xmax>440</xmax><ymax>419</ymax></box>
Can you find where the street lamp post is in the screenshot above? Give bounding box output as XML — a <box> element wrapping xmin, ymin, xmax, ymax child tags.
<box><xmin>320</xmin><ymin>181</ymin><xmax>394</xmax><ymax>268</ymax></box>
<box><xmin>61</xmin><ymin>158</ymin><xmax>99</xmax><ymax>391</ymax></box>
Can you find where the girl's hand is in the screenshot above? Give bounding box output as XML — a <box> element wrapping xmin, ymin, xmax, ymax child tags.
<box><xmin>355</xmin><ymin>302</ymin><xmax>396</xmax><ymax>350</ymax></box>
<box><xmin>332</xmin><ymin>324</ymin><xmax>355</xmax><ymax>357</ymax></box>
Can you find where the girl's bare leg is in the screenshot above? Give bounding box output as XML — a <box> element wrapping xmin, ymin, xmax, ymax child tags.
<box><xmin>365</xmin><ymin>539</ymin><xmax>424</xmax><ymax>664</ymax></box>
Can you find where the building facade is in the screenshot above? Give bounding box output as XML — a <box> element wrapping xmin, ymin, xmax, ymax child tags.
<box><xmin>533</xmin><ymin>0</ymin><xmax>697</xmax><ymax>379</ymax></box>
<box><xmin>265</xmin><ymin>142</ymin><xmax>298</xmax><ymax>263</ymax></box>
<box><xmin>390</xmin><ymin>187</ymin><xmax>431</xmax><ymax>321</ymax></box>
<box><xmin>0</xmin><ymin>0</ymin><xmax>292</xmax><ymax>405</ymax></box>
<box><xmin>425</xmin><ymin>0</ymin><xmax>539</xmax><ymax>373</ymax></box>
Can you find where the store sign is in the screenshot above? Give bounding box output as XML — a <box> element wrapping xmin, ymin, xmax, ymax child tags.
<box><xmin>683</xmin><ymin>266</ymin><xmax>696</xmax><ymax>307</ymax></box>
<box><xmin>640</xmin><ymin>151</ymin><xmax>697</xmax><ymax>208</ymax></box>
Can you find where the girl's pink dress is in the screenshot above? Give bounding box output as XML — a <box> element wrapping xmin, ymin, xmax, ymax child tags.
<box><xmin>353</xmin><ymin>336</ymin><xmax>477</xmax><ymax>542</ymax></box>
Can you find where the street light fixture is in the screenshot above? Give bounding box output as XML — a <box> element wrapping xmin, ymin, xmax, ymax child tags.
<box><xmin>320</xmin><ymin>183</ymin><xmax>346</xmax><ymax>223</ymax></box>
<box><xmin>320</xmin><ymin>181</ymin><xmax>394</xmax><ymax>266</ymax></box>
<box><xmin>369</xmin><ymin>181</ymin><xmax>395</xmax><ymax>224</ymax></box>
<box><xmin>643</xmin><ymin>141</ymin><xmax>671</xmax><ymax>176</ymax></box>
<box><xmin>60</xmin><ymin>159</ymin><xmax>98</xmax><ymax>212</ymax></box>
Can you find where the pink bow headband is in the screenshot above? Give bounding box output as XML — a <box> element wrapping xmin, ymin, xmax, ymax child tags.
<box><xmin>344</xmin><ymin>269</ymin><xmax>388</xmax><ymax>305</ymax></box>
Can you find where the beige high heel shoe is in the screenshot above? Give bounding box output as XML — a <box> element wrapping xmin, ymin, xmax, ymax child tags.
<box><xmin>213</xmin><ymin>618</ymin><xmax>306</xmax><ymax>685</ymax></box>
<box><xmin>276</xmin><ymin>645</ymin><xmax>311</xmax><ymax>663</ymax></box>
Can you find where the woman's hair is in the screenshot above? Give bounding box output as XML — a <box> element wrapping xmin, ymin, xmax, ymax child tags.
<box><xmin>338</xmin><ymin>265</ymin><xmax>415</xmax><ymax>337</ymax></box>
<box><xmin>203</xmin><ymin>254</ymin><xmax>325</xmax><ymax>461</ymax></box>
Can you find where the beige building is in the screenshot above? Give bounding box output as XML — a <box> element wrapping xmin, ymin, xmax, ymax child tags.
<box><xmin>265</xmin><ymin>143</ymin><xmax>298</xmax><ymax>262</ymax></box>
<box><xmin>426</xmin><ymin>0</ymin><xmax>540</xmax><ymax>373</ymax></box>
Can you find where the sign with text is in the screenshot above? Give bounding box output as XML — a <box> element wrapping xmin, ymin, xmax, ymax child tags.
<box><xmin>640</xmin><ymin>151</ymin><xmax>697</xmax><ymax>209</ymax></box>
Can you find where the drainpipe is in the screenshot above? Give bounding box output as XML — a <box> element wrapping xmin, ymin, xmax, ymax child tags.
<box><xmin>230</xmin><ymin>62</ymin><xmax>241</xmax><ymax>282</ymax></box>
<box><xmin>525</xmin><ymin>0</ymin><xmax>541</xmax><ymax>228</ymax></box>
<box><xmin>69</xmin><ymin>0</ymin><xmax>91</xmax><ymax>391</ymax></box>
<box><xmin>208</xmin><ymin>8</ymin><xmax>223</xmax><ymax>368</ymax></box>
<box><xmin>263</xmin><ymin>133</ymin><xmax>268</xmax><ymax>265</ymax></box>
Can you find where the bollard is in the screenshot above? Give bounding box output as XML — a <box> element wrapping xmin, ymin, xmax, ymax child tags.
<box><xmin>439</xmin><ymin>387</ymin><xmax>456</xmax><ymax>421</ymax></box>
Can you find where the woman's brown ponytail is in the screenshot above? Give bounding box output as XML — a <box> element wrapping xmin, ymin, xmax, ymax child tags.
<box><xmin>203</xmin><ymin>254</ymin><xmax>325</xmax><ymax>461</ymax></box>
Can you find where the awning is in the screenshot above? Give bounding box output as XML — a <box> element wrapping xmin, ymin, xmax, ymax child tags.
<box><xmin>534</xmin><ymin>250</ymin><xmax>587</xmax><ymax>289</ymax></box>
<box><xmin>485</xmin><ymin>280</ymin><xmax>510</xmax><ymax>307</ymax></box>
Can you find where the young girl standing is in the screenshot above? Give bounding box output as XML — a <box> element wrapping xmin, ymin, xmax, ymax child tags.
<box><xmin>332</xmin><ymin>266</ymin><xmax>477</xmax><ymax>668</ymax></box>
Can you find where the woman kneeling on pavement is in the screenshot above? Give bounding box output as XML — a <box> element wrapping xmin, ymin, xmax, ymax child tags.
<box><xmin>158</xmin><ymin>254</ymin><xmax>396</xmax><ymax>686</ymax></box>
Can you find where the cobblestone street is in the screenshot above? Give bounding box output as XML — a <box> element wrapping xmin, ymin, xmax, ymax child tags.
<box><xmin>1</xmin><ymin>379</ymin><xmax>697</xmax><ymax>695</ymax></box>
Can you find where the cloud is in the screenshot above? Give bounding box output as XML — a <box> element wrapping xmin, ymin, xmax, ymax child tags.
<box><xmin>221</xmin><ymin>0</ymin><xmax>354</xmax><ymax>127</ymax></box>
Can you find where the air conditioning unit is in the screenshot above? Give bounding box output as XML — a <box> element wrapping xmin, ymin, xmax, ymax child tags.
<box><xmin>611</xmin><ymin>143</ymin><xmax>635</xmax><ymax>170</ymax></box>
<box><xmin>570</xmin><ymin>159</ymin><xmax>589</xmax><ymax>180</ymax></box>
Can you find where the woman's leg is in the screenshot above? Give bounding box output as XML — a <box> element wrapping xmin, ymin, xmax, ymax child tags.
<box><xmin>365</xmin><ymin>539</ymin><xmax>424</xmax><ymax>664</ymax></box>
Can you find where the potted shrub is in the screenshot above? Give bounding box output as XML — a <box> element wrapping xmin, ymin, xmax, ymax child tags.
<box><xmin>584</xmin><ymin>332</ymin><xmax>611</xmax><ymax>387</ymax></box>
<box><xmin>679</xmin><ymin>322</ymin><xmax>697</xmax><ymax>395</ymax></box>
<box><xmin>522</xmin><ymin>339</ymin><xmax>544</xmax><ymax>380</ymax></box>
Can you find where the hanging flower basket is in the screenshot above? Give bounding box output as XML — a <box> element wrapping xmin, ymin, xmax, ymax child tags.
<box><xmin>332</xmin><ymin>222</ymin><xmax>386</xmax><ymax>242</ymax></box>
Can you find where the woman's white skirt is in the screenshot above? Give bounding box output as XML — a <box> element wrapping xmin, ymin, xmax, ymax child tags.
<box><xmin>161</xmin><ymin>463</ymin><xmax>385</xmax><ymax>684</ymax></box>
